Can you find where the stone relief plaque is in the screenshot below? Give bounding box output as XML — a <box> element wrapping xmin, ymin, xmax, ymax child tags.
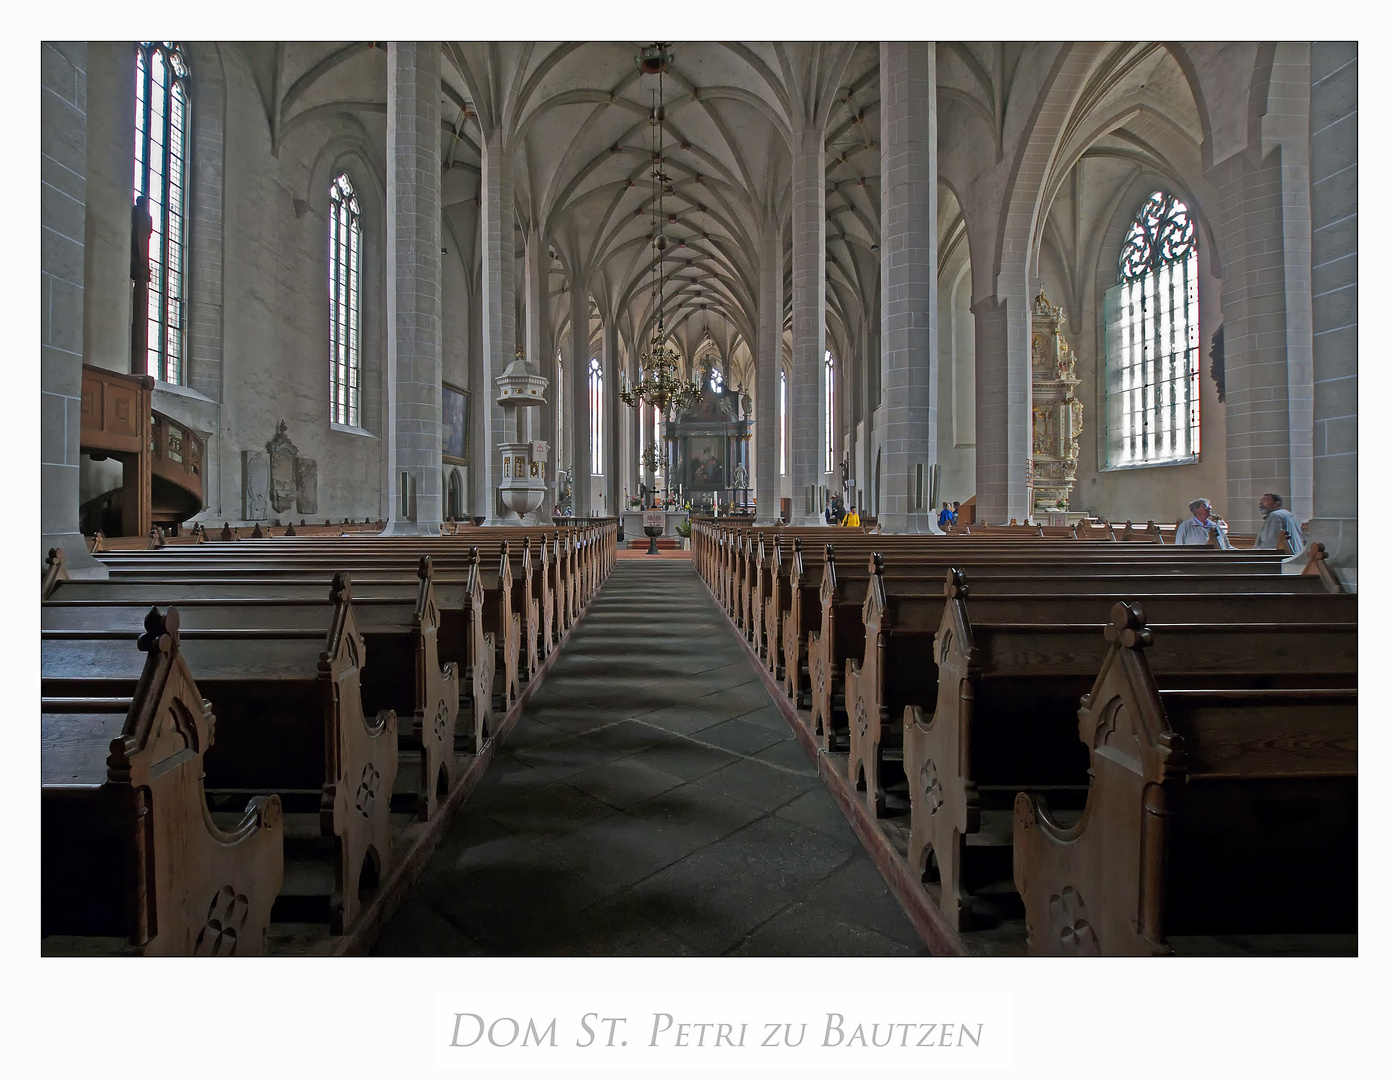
<box><xmin>243</xmin><ymin>450</ymin><xmax>269</xmax><ymax>520</ymax></box>
<box><xmin>266</xmin><ymin>419</ymin><xmax>299</xmax><ymax>513</ymax></box>
<box><xmin>295</xmin><ymin>457</ymin><xmax>318</xmax><ymax>515</ymax></box>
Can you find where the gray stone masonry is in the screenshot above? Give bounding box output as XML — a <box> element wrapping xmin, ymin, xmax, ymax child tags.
<box><xmin>754</xmin><ymin>221</ymin><xmax>782</xmax><ymax>524</ymax></box>
<box><xmin>384</xmin><ymin>41</ymin><xmax>444</xmax><ymax>535</ymax></box>
<box><xmin>571</xmin><ymin>280</ymin><xmax>592</xmax><ymax>511</ymax></box>
<box><xmin>877</xmin><ymin>41</ymin><xmax>937</xmax><ymax>533</ymax></box>
<box><xmin>476</xmin><ymin>124</ymin><xmax>515</xmax><ymax>523</ymax></box>
<box><xmin>790</xmin><ymin>123</ymin><xmax>827</xmax><ymax>524</ymax></box>
<box><xmin>523</xmin><ymin>229</ymin><xmax>555</xmax><ymax>513</ymax></box>
<box><xmin>41</xmin><ymin>41</ymin><xmax>105</xmax><ymax>577</ymax></box>
<box><xmin>1308</xmin><ymin>41</ymin><xmax>1358</xmax><ymax>578</ymax></box>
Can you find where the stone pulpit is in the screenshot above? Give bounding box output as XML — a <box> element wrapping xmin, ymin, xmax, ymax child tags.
<box><xmin>1027</xmin><ymin>289</ymin><xmax>1086</xmax><ymax>515</ymax></box>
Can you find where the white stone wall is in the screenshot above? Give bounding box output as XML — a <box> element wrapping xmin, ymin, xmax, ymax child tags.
<box><xmin>1308</xmin><ymin>41</ymin><xmax>1358</xmax><ymax>574</ymax></box>
<box><xmin>212</xmin><ymin>46</ymin><xmax>389</xmax><ymax>523</ymax></box>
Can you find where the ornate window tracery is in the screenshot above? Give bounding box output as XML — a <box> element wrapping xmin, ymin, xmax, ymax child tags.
<box><xmin>328</xmin><ymin>172</ymin><xmax>362</xmax><ymax>427</ymax></box>
<box><xmin>779</xmin><ymin>369</ymin><xmax>787</xmax><ymax>477</ymax></box>
<box><xmin>588</xmin><ymin>357</ymin><xmax>604</xmax><ymax>475</ymax></box>
<box><xmin>134</xmin><ymin>41</ymin><xmax>191</xmax><ymax>384</ymax></box>
<box><xmin>1104</xmin><ymin>190</ymin><xmax>1200</xmax><ymax>468</ymax></box>
<box><xmin>824</xmin><ymin>350</ymin><xmax>836</xmax><ymax>475</ymax></box>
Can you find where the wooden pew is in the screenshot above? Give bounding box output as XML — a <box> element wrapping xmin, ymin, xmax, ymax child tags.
<box><xmin>46</xmin><ymin>558</ymin><xmax>462</xmax><ymax>821</ymax></box>
<box><xmin>903</xmin><ymin>570</ymin><xmax>1357</xmax><ymax>932</ymax></box>
<box><xmin>42</xmin><ymin>606</ymin><xmax>284</xmax><ymax>954</ymax></box>
<box><xmin>843</xmin><ymin>556</ymin><xmax>946</xmax><ymax>816</ymax></box>
<box><xmin>1012</xmin><ymin>602</ymin><xmax>1357</xmax><ymax>955</ymax></box>
<box><xmin>85</xmin><ymin>535</ymin><xmax>552</xmax><ymax>733</ymax></box>
<box><xmin>42</xmin><ymin>573</ymin><xmax>398</xmax><ymax>935</ymax></box>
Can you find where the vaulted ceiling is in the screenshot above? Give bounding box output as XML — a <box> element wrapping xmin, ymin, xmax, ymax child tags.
<box><xmin>232</xmin><ymin>41</ymin><xmax>1221</xmax><ymax>367</ymax></box>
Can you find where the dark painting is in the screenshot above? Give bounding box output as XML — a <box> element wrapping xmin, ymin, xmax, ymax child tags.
<box><xmin>685</xmin><ymin>435</ymin><xmax>725</xmax><ymax>490</ymax></box>
<box><xmin>443</xmin><ymin>383</ymin><xmax>469</xmax><ymax>464</ymax></box>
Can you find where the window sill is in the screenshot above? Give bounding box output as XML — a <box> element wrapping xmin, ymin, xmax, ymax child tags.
<box><xmin>154</xmin><ymin>380</ymin><xmax>216</xmax><ymax>406</ymax></box>
<box><xmin>330</xmin><ymin>422</ymin><xmax>376</xmax><ymax>439</ymax></box>
<box><xmin>1099</xmin><ymin>456</ymin><xmax>1200</xmax><ymax>472</ymax></box>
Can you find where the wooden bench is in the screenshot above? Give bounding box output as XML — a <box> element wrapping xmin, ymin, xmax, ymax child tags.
<box><xmin>45</xmin><ymin>555</ymin><xmax>460</xmax><ymax>822</ymax></box>
<box><xmin>42</xmin><ymin>607</ymin><xmax>284</xmax><ymax>954</ymax></box>
<box><xmin>903</xmin><ymin>570</ymin><xmax>1356</xmax><ymax>931</ymax></box>
<box><xmin>42</xmin><ymin>573</ymin><xmax>398</xmax><ymax>935</ymax></box>
<box><xmin>1012</xmin><ymin>602</ymin><xmax>1357</xmax><ymax>955</ymax></box>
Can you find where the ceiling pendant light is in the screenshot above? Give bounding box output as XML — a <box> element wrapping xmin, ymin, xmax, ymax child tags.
<box><xmin>620</xmin><ymin>43</ymin><xmax>702</xmax><ymax>422</ymax></box>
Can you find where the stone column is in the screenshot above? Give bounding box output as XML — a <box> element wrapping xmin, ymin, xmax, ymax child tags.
<box><xmin>384</xmin><ymin>42</ymin><xmax>443</xmax><ymax>536</ymax></box>
<box><xmin>862</xmin><ymin>317</ymin><xmax>880</xmax><ymax>513</ymax></box>
<box><xmin>570</xmin><ymin>277</ymin><xmax>592</xmax><ymax>514</ymax></box>
<box><xmin>41</xmin><ymin>42</ymin><xmax>105</xmax><ymax>577</ymax></box>
<box><xmin>971</xmin><ymin>286</ymin><xmax>1032</xmax><ymax>525</ymax></box>
<box><xmin>1208</xmin><ymin>44</ymin><xmax>1315</xmax><ymax>529</ymax></box>
<box><xmin>789</xmin><ymin>122</ymin><xmax>827</xmax><ymax>524</ymax></box>
<box><xmin>1308</xmin><ymin>41</ymin><xmax>1357</xmax><ymax>580</ymax></box>
<box><xmin>523</xmin><ymin>228</ymin><xmax>554</xmax><ymax>514</ymax></box>
<box><xmin>754</xmin><ymin>219</ymin><xmax>783</xmax><ymax>525</ymax></box>
<box><xmin>603</xmin><ymin>318</ymin><xmax>621</xmax><ymax>517</ymax></box>
<box><xmin>475</xmin><ymin>124</ymin><xmax>515</xmax><ymax>524</ymax></box>
<box><xmin>877</xmin><ymin>41</ymin><xmax>937</xmax><ymax>533</ymax></box>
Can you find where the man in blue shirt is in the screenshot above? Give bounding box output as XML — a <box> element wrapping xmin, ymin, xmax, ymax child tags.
<box><xmin>937</xmin><ymin>502</ymin><xmax>955</xmax><ymax>530</ymax></box>
<box><xmin>1174</xmin><ymin>497</ymin><xmax>1233</xmax><ymax>548</ymax></box>
<box><xmin>1256</xmin><ymin>492</ymin><xmax>1305</xmax><ymax>554</ymax></box>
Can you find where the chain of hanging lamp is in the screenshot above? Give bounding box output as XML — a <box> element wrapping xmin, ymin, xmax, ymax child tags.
<box><xmin>619</xmin><ymin>43</ymin><xmax>704</xmax><ymax>420</ymax></box>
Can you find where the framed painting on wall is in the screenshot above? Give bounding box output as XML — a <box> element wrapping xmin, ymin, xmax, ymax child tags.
<box><xmin>443</xmin><ymin>383</ymin><xmax>469</xmax><ymax>465</ymax></box>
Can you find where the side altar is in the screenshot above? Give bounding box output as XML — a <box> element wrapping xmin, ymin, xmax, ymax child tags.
<box><xmin>1027</xmin><ymin>288</ymin><xmax>1086</xmax><ymax>516</ymax></box>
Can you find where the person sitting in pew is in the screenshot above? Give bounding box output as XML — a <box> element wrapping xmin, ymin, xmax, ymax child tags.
<box><xmin>1174</xmin><ymin>497</ymin><xmax>1232</xmax><ymax>548</ymax></box>
<box><xmin>937</xmin><ymin>502</ymin><xmax>955</xmax><ymax>530</ymax></box>
<box><xmin>1256</xmin><ymin>492</ymin><xmax>1305</xmax><ymax>554</ymax></box>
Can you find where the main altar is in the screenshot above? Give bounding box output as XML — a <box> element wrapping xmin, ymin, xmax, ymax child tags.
<box><xmin>664</xmin><ymin>384</ymin><xmax>752</xmax><ymax>510</ymax></box>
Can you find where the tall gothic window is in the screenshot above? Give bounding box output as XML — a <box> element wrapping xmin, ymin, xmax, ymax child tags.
<box><xmin>652</xmin><ymin>406</ymin><xmax>662</xmax><ymax>484</ymax></box>
<box><xmin>824</xmin><ymin>350</ymin><xmax>836</xmax><ymax>475</ymax></box>
<box><xmin>133</xmin><ymin>41</ymin><xmax>191</xmax><ymax>384</ymax></box>
<box><xmin>779</xmin><ymin>369</ymin><xmax>787</xmax><ymax>476</ymax></box>
<box><xmin>328</xmin><ymin>172</ymin><xmax>362</xmax><ymax>427</ymax></box>
<box><xmin>588</xmin><ymin>357</ymin><xmax>604</xmax><ymax>474</ymax></box>
<box><xmin>709</xmin><ymin>363</ymin><xmax>723</xmax><ymax>394</ymax></box>
<box><xmin>1104</xmin><ymin>191</ymin><xmax>1200</xmax><ymax>468</ymax></box>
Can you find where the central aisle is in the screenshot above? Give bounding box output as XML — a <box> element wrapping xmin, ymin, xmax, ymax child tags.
<box><xmin>373</xmin><ymin>559</ymin><xmax>926</xmax><ymax>956</ymax></box>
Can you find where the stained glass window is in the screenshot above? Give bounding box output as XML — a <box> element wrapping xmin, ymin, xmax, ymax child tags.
<box><xmin>709</xmin><ymin>364</ymin><xmax>723</xmax><ymax>394</ymax></box>
<box><xmin>824</xmin><ymin>350</ymin><xmax>835</xmax><ymax>475</ymax></box>
<box><xmin>1104</xmin><ymin>191</ymin><xmax>1200</xmax><ymax>468</ymax></box>
<box><xmin>588</xmin><ymin>357</ymin><xmax>604</xmax><ymax>475</ymax></box>
<box><xmin>779</xmin><ymin>369</ymin><xmax>787</xmax><ymax>477</ymax></box>
<box><xmin>133</xmin><ymin>42</ymin><xmax>191</xmax><ymax>384</ymax></box>
<box><xmin>328</xmin><ymin>172</ymin><xmax>362</xmax><ymax>426</ymax></box>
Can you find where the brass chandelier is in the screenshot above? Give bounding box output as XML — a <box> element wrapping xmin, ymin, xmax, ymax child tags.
<box><xmin>619</xmin><ymin>43</ymin><xmax>704</xmax><ymax>421</ymax></box>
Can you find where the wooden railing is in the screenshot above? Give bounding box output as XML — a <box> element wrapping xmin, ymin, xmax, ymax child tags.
<box><xmin>79</xmin><ymin>365</ymin><xmax>205</xmax><ymax>537</ymax></box>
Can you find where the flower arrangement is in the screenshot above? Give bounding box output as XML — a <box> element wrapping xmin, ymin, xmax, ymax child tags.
<box><xmin>675</xmin><ymin>517</ymin><xmax>692</xmax><ymax>539</ymax></box>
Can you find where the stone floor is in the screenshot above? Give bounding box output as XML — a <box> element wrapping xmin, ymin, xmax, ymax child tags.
<box><xmin>372</xmin><ymin>559</ymin><xmax>927</xmax><ymax>957</ymax></box>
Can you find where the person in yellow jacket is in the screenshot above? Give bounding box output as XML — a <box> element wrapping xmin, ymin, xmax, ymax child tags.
<box><xmin>840</xmin><ymin>508</ymin><xmax>861</xmax><ymax>527</ymax></box>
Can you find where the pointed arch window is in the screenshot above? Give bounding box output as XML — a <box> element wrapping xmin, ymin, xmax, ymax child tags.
<box><xmin>1104</xmin><ymin>190</ymin><xmax>1200</xmax><ymax>468</ymax></box>
<box><xmin>328</xmin><ymin>172</ymin><xmax>362</xmax><ymax>426</ymax></box>
<box><xmin>823</xmin><ymin>350</ymin><xmax>836</xmax><ymax>475</ymax></box>
<box><xmin>779</xmin><ymin>368</ymin><xmax>787</xmax><ymax>477</ymax></box>
<box><xmin>133</xmin><ymin>41</ymin><xmax>191</xmax><ymax>384</ymax></box>
<box><xmin>588</xmin><ymin>357</ymin><xmax>604</xmax><ymax>475</ymax></box>
<box><xmin>709</xmin><ymin>363</ymin><xmax>723</xmax><ymax>394</ymax></box>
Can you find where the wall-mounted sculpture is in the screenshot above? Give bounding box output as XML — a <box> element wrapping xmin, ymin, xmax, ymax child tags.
<box><xmin>243</xmin><ymin>420</ymin><xmax>318</xmax><ymax>520</ymax></box>
<box><xmin>1027</xmin><ymin>290</ymin><xmax>1085</xmax><ymax>513</ymax></box>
